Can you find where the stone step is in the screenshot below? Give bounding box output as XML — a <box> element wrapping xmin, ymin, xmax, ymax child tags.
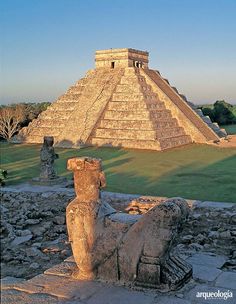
<box><xmin>194</xmin><ymin>109</ymin><xmax>204</xmax><ymax>117</ymax></box>
<box><xmin>59</xmin><ymin>93</ymin><xmax>82</xmax><ymax>100</ymax></box>
<box><xmin>29</xmin><ymin>123</ymin><xmax>65</xmax><ymax>129</ymax></box>
<box><xmin>208</xmin><ymin>123</ymin><xmax>221</xmax><ymax>132</ymax></box>
<box><xmin>99</xmin><ymin>119</ymin><xmax>154</xmax><ymax>129</ymax></box>
<box><xmin>112</xmin><ymin>92</ymin><xmax>157</xmax><ymax>102</ymax></box>
<box><xmin>24</xmin><ymin>134</ymin><xmax>61</xmax><ymax>144</ymax></box>
<box><xmin>150</xmin><ymin>111</ymin><xmax>172</xmax><ymax>120</ymax></box>
<box><xmin>91</xmin><ymin>137</ymin><xmax>161</xmax><ymax>150</ymax></box>
<box><xmin>104</xmin><ymin>110</ymin><xmax>150</xmax><ymax>120</ymax></box>
<box><xmin>120</xmin><ymin>75</ymin><xmax>146</xmax><ymax>85</ymax></box>
<box><xmin>207</xmin><ymin>123</ymin><xmax>227</xmax><ymax>137</ymax></box>
<box><xmin>156</xmin><ymin>127</ymin><xmax>186</xmax><ymax>138</ymax></box>
<box><xmin>56</xmin><ymin>99</ymin><xmax>83</xmax><ymax>104</ymax></box>
<box><xmin>95</xmin><ymin>128</ymin><xmax>156</xmax><ymax>140</ymax></box>
<box><xmin>24</xmin><ymin>135</ymin><xmax>45</xmax><ymax>143</ymax></box>
<box><xmin>159</xmin><ymin>135</ymin><xmax>192</xmax><ymax>150</ymax></box>
<box><xmin>202</xmin><ymin>116</ymin><xmax>212</xmax><ymax>124</ymax></box>
<box><xmin>67</xmin><ymin>86</ymin><xmax>86</xmax><ymax>94</ymax></box>
<box><xmin>124</xmin><ymin>67</ymin><xmax>141</xmax><ymax>75</ymax></box>
<box><xmin>104</xmin><ymin>110</ymin><xmax>172</xmax><ymax>120</ymax></box>
<box><xmin>108</xmin><ymin>101</ymin><xmax>166</xmax><ymax>111</ymax></box>
<box><xmin>152</xmin><ymin>119</ymin><xmax>179</xmax><ymax>128</ymax></box>
<box><xmin>215</xmin><ymin>128</ymin><xmax>227</xmax><ymax>137</ymax></box>
<box><xmin>49</xmin><ymin>102</ymin><xmax>77</xmax><ymax>110</ymax></box>
<box><xmin>99</xmin><ymin>119</ymin><xmax>179</xmax><ymax>130</ymax></box>
<box><xmin>180</xmin><ymin>94</ymin><xmax>188</xmax><ymax>102</ymax></box>
<box><xmin>187</xmin><ymin>101</ymin><xmax>197</xmax><ymax>109</ymax></box>
<box><xmin>27</xmin><ymin>129</ymin><xmax>61</xmax><ymax>137</ymax></box>
<box><xmin>115</xmin><ymin>84</ymin><xmax>152</xmax><ymax>93</ymax></box>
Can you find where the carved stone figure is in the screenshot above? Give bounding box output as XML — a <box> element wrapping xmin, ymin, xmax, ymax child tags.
<box><xmin>39</xmin><ymin>136</ymin><xmax>58</xmax><ymax>180</ymax></box>
<box><xmin>66</xmin><ymin>157</ymin><xmax>192</xmax><ymax>290</ymax></box>
<box><xmin>32</xmin><ymin>136</ymin><xmax>66</xmax><ymax>185</ymax></box>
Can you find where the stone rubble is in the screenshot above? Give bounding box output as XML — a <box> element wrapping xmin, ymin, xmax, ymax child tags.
<box><xmin>1</xmin><ymin>187</ymin><xmax>235</xmax><ymax>282</ymax></box>
<box><xmin>0</xmin><ymin>190</ymin><xmax>74</xmax><ymax>279</ymax></box>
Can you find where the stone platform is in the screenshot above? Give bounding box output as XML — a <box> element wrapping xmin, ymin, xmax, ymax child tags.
<box><xmin>1</xmin><ymin>252</ymin><xmax>236</xmax><ymax>304</ymax></box>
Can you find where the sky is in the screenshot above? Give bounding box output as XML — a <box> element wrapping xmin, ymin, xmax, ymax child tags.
<box><xmin>1</xmin><ymin>0</ymin><xmax>236</xmax><ymax>105</ymax></box>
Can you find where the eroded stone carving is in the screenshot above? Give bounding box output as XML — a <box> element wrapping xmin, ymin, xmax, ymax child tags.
<box><xmin>66</xmin><ymin>157</ymin><xmax>192</xmax><ymax>290</ymax></box>
<box><xmin>32</xmin><ymin>136</ymin><xmax>66</xmax><ymax>185</ymax></box>
<box><xmin>40</xmin><ymin>136</ymin><xmax>58</xmax><ymax>180</ymax></box>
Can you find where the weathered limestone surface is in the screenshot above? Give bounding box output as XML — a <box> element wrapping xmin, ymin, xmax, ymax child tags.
<box><xmin>66</xmin><ymin>157</ymin><xmax>192</xmax><ymax>290</ymax></box>
<box><xmin>2</xmin><ymin>253</ymin><xmax>235</xmax><ymax>304</ymax></box>
<box><xmin>18</xmin><ymin>48</ymin><xmax>226</xmax><ymax>150</ymax></box>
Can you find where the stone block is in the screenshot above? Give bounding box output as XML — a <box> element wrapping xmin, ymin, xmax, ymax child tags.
<box><xmin>215</xmin><ymin>271</ymin><xmax>236</xmax><ymax>289</ymax></box>
<box><xmin>153</xmin><ymin>296</ymin><xmax>191</xmax><ymax>304</ymax></box>
<box><xmin>44</xmin><ymin>261</ymin><xmax>76</xmax><ymax>277</ymax></box>
<box><xmin>86</xmin><ymin>285</ymin><xmax>156</xmax><ymax>304</ymax></box>
<box><xmin>190</xmin><ymin>264</ymin><xmax>222</xmax><ymax>282</ymax></box>
<box><xmin>137</xmin><ymin>263</ymin><xmax>160</xmax><ymax>286</ymax></box>
<box><xmin>187</xmin><ymin>253</ymin><xmax>227</xmax><ymax>268</ymax></box>
<box><xmin>1</xmin><ymin>289</ymin><xmax>59</xmax><ymax>304</ymax></box>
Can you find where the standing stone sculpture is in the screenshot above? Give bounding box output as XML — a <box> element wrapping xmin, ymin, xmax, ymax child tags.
<box><xmin>32</xmin><ymin>136</ymin><xmax>66</xmax><ymax>185</ymax></box>
<box><xmin>40</xmin><ymin>136</ymin><xmax>58</xmax><ymax>180</ymax></box>
<box><xmin>66</xmin><ymin>157</ymin><xmax>192</xmax><ymax>290</ymax></box>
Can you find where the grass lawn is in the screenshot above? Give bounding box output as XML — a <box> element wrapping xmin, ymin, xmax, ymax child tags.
<box><xmin>1</xmin><ymin>143</ymin><xmax>236</xmax><ymax>203</ymax></box>
<box><xmin>221</xmin><ymin>124</ymin><xmax>236</xmax><ymax>135</ymax></box>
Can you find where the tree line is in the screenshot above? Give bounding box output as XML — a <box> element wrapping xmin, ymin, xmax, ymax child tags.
<box><xmin>0</xmin><ymin>102</ymin><xmax>50</xmax><ymax>140</ymax></box>
<box><xmin>199</xmin><ymin>100</ymin><xmax>236</xmax><ymax>125</ymax></box>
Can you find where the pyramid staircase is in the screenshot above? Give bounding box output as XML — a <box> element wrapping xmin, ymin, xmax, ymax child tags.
<box><xmin>90</xmin><ymin>68</ymin><xmax>192</xmax><ymax>150</ymax></box>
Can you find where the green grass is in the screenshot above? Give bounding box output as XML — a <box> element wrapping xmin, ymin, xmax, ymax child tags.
<box><xmin>1</xmin><ymin>143</ymin><xmax>236</xmax><ymax>203</ymax></box>
<box><xmin>221</xmin><ymin>124</ymin><xmax>236</xmax><ymax>135</ymax></box>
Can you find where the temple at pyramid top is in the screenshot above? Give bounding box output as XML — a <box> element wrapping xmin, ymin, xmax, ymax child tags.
<box><xmin>95</xmin><ymin>48</ymin><xmax>149</xmax><ymax>68</ymax></box>
<box><xmin>18</xmin><ymin>48</ymin><xmax>227</xmax><ymax>150</ymax></box>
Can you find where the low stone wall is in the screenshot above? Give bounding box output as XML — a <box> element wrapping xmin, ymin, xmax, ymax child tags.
<box><xmin>1</xmin><ymin>188</ymin><xmax>235</xmax><ymax>280</ymax></box>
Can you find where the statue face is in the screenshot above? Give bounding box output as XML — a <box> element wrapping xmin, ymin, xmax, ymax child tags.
<box><xmin>67</xmin><ymin>157</ymin><xmax>106</xmax><ymax>199</ymax></box>
<box><xmin>44</xmin><ymin>136</ymin><xmax>54</xmax><ymax>147</ymax></box>
<box><xmin>67</xmin><ymin>157</ymin><xmax>103</xmax><ymax>173</ymax></box>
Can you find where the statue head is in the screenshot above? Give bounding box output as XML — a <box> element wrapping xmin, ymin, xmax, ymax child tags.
<box><xmin>67</xmin><ymin>157</ymin><xmax>106</xmax><ymax>202</ymax></box>
<box><xmin>43</xmin><ymin>136</ymin><xmax>54</xmax><ymax>147</ymax></box>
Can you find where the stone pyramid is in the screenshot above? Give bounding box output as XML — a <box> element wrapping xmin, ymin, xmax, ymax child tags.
<box><xmin>19</xmin><ymin>48</ymin><xmax>226</xmax><ymax>150</ymax></box>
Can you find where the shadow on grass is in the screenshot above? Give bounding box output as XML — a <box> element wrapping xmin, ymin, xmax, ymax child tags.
<box><xmin>105</xmin><ymin>154</ymin><xmax>236</xmax><ymax>203</ymax></box>
<box><xmin>1</xmin><ymin>143</ymin><xmax>236</xmax><ymax>202</ymax></box>
<box><xmin>0</xmin><ymin>143</ymin><xmax>131</xmax><ymax>184</ymax></box>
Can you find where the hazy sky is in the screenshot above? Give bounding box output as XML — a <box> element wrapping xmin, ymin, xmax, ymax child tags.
<box><xmin>1</xmin><ymin>0</ymin><xmax>236</xmax><ymax>105</ymax></box>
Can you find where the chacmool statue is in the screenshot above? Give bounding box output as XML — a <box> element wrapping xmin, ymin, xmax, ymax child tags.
<box><xmin>66</xmin><ymin>157</ymin><xmax>192</xmax><ymax>291</ymax></box>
